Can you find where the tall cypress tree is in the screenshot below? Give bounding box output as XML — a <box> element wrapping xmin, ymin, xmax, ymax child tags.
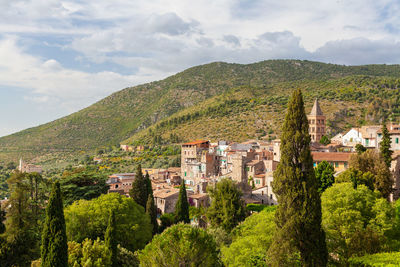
<box><xmin>380</xmin><ymin>121</ymin><xmax>393</xmax><ymax>168</ymax></box>
<box><xmin>174</xmin><ymin>180</ymin><xmax>190</xmax><ymax>224</ymax></box>
<box><xmin>146</xmin><ymin>194</ymin><xmax>159</xmax><ymax>235</ymax></box>
<box><xmin>105</xmin><ymin>210</ymin><xmax>118</xmax><ymax>267</ymax></box>
<box><xmin>267</xmin><ymin>89</ymin><xmax>328</xmax><ymax>266</ymax></box>
<box><xmin>41</xmin><ymin>181</ymin><xmax>68</xmax><ymax>267</ymax></box>
<box><xmin>129</xmin><ymin>164</ymin><xmax>148</xmax><ymax>208</ymax></box>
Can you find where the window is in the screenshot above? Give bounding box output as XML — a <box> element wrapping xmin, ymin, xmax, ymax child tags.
<box><xmin>396</xmin><ymin>138</ymin><xmax>399</xmax><ymax>144</ymax></box>
<box><xmin>256</xmin><ymin>180</ymin><xmax>260</xmax><ymax>184</ymax></box>
<box><xmin>184</xmin><ymin>172</ymin><xmax>186</xmax><ymax>177</ymax></box>
<box><xmin>344</xmin><ymin>162</ymin><xmax>348</xmax><ymax>168</ymax></box>
<box><xmin>335</xmin><ymin>162</ymin><xmax>339</xmax><ymax>168</ymax></box>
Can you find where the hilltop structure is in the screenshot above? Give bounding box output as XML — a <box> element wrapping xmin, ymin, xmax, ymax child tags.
<box><xmin>18</xmin><ymin>158</ymin><xmax>42</xmax><ymax>173</ymax></box>
<box><xmin>308</xmin><ymin>99</ymin><xmax>326</xmax><ymax>143</ymax></box>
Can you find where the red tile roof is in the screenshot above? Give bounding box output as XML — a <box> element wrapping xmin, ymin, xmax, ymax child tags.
<box><xmin>182</xmin><ymin>140</ymin><xmax>209</xmax><ymax>145</ymax></box>
<box><xmin>312</xmin><ymin>152</ymin><xmax>355</xmax><ymax>162</ymax></box>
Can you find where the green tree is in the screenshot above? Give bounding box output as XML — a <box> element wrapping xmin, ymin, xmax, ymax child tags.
<box><xmin>0</xmin><ymin>171</ymin><xmax>43</xmax><ymax>266</ymax></box>
<box><xmin>336</xmin><ymin>169</ymin><xmax>375</xmax><ymax>191</ymax></box>
<box><xmin>41</xmin><ymin>181</ymin><xmax>68</xmax><ymax>267</ymax></box>
<box><xmin>175</xmin><ymin>180</ymin><xmax>190</xmax><ymax>224</ymax></box>
<box><xmin>319</xmin><ymin>135</ymin><xmax>331</xmax><ymax>145</ymax></box>
<box><xmin>146</xmin><ymin>195</ymin><xmax>158</xmax><ymax>235</ymax></box>
<box><xmin>206</xmin><ymin>178</ymin><xmax>246</xmax><ymax>233</ymax></box>
<box><xmin>267</xmin><ymin>89</ymin><xmax>328</xmax><ymax>266</ymax></box>
<box><xmin>221</xmin><ymin>207</ymin><xmax>276</xmax><ymax>267</ymax></box>
<box><xmin>60</xmin><ymin>170</ymin><xmax>109</xmax><ymax>206</ymax></box>
<box><xmin>380</xmin><ymin>122</ymin><xmax>393</xmax><ymax>168</ymax></box>
<box><xmin>349</xmin><ymin>150</ymin><xmax>393</xmax><ymax>198</ymax></box>
<box><xmin>64</xmin><ymin>193</ymin><xmax>152</xmax><ymax>252</ymax></box>
<box><xmin>355</xmin><ymin>144</ymin><xmax>367</xmax><ymax>154</ymax></box>
<box><xmin>321</xmin><ymin>183</ymin><xmax>396</xmax><ymax>264</ymax></box>
<box><xmin>138</xmin><ymin>224</ymin><xmax>222</xmax><ymax>267</ymax></box>
<box><xmin>129</xmin><ymin>164</ymin><xmax>148</xmax><ymax>208</ymax></box>
<box><xmin>105</xmin><ymin>211</ymin><xmax>118</xmax><ymax>267</ymax></box>
<box><xmin>314</xmin><ymin>161</ymin><xmax>335</xmax><ymax>193</ymax></box>
<box><xmin>67</xmin><ymin>238</ymin><xmax>111</xmax><ymax>267</ymax></box>
<box><xmin>159</xmin><ymin>213</ymin><xmax>175</xmax><ymax>232</ymax></box>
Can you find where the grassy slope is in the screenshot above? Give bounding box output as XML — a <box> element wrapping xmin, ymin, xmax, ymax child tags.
<box><xmin>1</xmin><ymin>60</ymin><xmax>400</xmax><ymax>162</ymax></box>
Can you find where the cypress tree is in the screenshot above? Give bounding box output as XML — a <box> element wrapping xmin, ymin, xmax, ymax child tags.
<box><xmin>146</xmin><ymin>194</ymin><xmax>159</xmax><ymax>235</ymax></box>
<box><xmin>380</xmin><ymin>121</ymin><xmax>393</xmax><ymax>168</ymax></box>
<box><xmin>41</xmin><ymin>181</ymin><xmax>68</xmax><ymax>267</ymax></box>
<box><xmin>105</xmin><ymin>210</ymin><xmax>118</xmax><ymax>267</ymax></box>
<box><xmin>267</xmin><ymin>89</ymin><xmax>328</xmax><ymax>266</ymax></box>
<box><xmin>145</xmin><ymin>171</ymin><xmax>153</xmax><ymax>197</ymax></box>
<box><xmin>129</xmin><ymin>164</ymin><xmax>148</xmax><ymax>208</ymax></box>
<box><xmin>175</xmin><ymin>180</ymin><xmax>190</xmax><ymax>224</ymax></box>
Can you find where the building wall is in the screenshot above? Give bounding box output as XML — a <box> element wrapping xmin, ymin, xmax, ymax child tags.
<box><xmin>308</xmin><ymin>114</ymin><xmax>326</xmax><ymax>142</ymax></box>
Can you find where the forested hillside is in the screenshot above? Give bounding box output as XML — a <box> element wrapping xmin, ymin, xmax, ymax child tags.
<box><xmin>1</xmin><ymin>60</ymin><xmax>400</xmax><ymax>162</ymax></box>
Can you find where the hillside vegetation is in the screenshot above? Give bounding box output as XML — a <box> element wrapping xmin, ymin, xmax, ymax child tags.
<box><xmin>1</xmin><ymin>60</ymin><xmax>400</xmax><ymax>162</ymax></box>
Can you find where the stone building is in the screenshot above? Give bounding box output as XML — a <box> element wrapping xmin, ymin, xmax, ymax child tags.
<box><xmin>181</xmin><ymin>140</ymin><xmax>219</xmax><ymax>186</ymax></box>
<box><xmin>308</xmin><ymin>99</ymin><xmax>326</xmax><ymax>143</ymax></box>
<box><xmin>18</xmin><ymin>158</ymin><xmax>42</xmax><ymax>173</ymax></box>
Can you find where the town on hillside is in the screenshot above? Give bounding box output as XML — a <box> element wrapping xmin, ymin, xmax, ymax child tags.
<box><xmin>105</xmin><ymin>99</ymin><xmax>400</xmax><ymax>217</ymax></box>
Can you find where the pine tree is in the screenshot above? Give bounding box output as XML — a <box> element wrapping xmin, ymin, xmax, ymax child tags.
<box><xmin>145</xmin><ymin>171</ymin><xmax>153</xmax><ymax>197</ymax></box>
<box><xmin>105</xmin><ymin>210</ymin><xmax>118</xmax><ymax>267</ymax></box>
<box><xmin>380</xmin><ymin>121</ymin><xmax>393</xmax><ymax>168</ymax></box>
<box><xmin>129</xmin><ymin>164</ymin><xmax>148</xmax><ymax>208</ymax></box>
<box><xmin>267</xmin><ymin>89</ymin><xmax>328</xmax><ymax>266</ymax></box>
<box><xmin>146</xmin><ymin>194</ymin><xmax>159</xmax><ymax>235</ymax></box>
<box><xmin>41</xmin><ymin>181</ymin><xmax>68</xmax><ymax>267</ymax></box>
<box><xmin>175</xmin><ymin>180</ymin><xmax>190</xmax><ymax>224</ymax></box>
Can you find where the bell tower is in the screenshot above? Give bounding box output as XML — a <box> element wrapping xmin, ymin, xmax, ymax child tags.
<box><xmin>308</xmin><ymin>99</ymin><xmax>326</xmax><ymax>143</ymax></box>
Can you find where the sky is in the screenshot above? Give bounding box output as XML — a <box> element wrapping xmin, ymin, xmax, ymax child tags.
<box><xmin>1</xmin><ymin>0</ymin><xmax>400</xmax><ymax>137</ymax></box>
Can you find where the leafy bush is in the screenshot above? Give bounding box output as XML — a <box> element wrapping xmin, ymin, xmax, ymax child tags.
<box><xmin>221</xmin><ymin>207</ymin><xmax>276</xmax><ymax>267</ymax></box>
<box><xmin>138</xmin><ymin>224</ymin><xmax>222</xmax><ymax>267</ymax></box>
<box><xmin>64</xmin><ymin>193</ymin><xmax>152</xmax><ymax>252</ymax></box>
<box><xmin>349</xmin><ymin>252</ymin><xmax>400</xmax><ymax>266</ymax></box>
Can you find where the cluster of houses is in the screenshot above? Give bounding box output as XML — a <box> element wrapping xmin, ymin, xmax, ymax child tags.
<box><xmin>108</xmin><ymin>99</ymin><xmax>400</xmax><ymax>215</ymax></box>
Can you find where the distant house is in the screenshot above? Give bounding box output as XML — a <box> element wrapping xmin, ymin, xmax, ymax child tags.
<box><xmin>153</xmin><ymin>188</ymin><xmax>180</xmax><ymax>214</ymax></box>
<box><xmin>377</xmin><ymin>124</ymin><xmax>400</xmax><ymax>151</ymax></box>
<box><xmin>18</xmin><ymin>159</ymin><xmax>42</xmax><ymax>174</ymax></box>
<box><xmin>311</xmin><ymin>152</ymin><xmax>355</xmax><ymax>172</ymax></box>
<box><xmin>106</xmin><ymin>173</ymin><xmax>136</xmax><ymax>196</ymax></box>
<box><xmin>342</xmin><ymin>128</ymin><xmax>363</xmax><ymax>146</ymax></box>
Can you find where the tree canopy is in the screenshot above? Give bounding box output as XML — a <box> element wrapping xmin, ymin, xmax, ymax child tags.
<box><xmin>268</xmin><ymin>89</ymin><xmax>328</xmax><ymax>266</ymax></box>
<box><xmin>138</xmin><ymin>224</ymin><xmax>222</xmax><ymax>267</ymax></box>
<box><xmin>221</xmin><ymin>207</ymin><xmax>276</xmax><ymax>267</ymax></box>
<box><xmin>206</xmin><ymin>178</ymin><xmax>246</xmax><ymax>232</ymax></box>
<box><xmin>314</xmin><ymin>160</ymin><xmax>335</xmax><ymax>193</ymax></box>
<box><xmin>321</xmin><ymin>183</ymin><xmax>398</xmax><ymax>264</ymax></box>
<box><xmin>64</xmin><ymin>193</ymin><xmax>152</xmax><ymax>252</ymax></box>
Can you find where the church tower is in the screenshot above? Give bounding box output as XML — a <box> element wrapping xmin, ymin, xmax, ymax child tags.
<box><xmin>308</xmin><ymin>99</ymin><xmax>326</xmax><ymax>143</ymax></box>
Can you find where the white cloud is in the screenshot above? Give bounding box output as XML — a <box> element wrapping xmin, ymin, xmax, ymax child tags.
<box><xmin>0</xmin><ymin>37</ymin><xmax>167</xmax><ymax>113</ymax></box>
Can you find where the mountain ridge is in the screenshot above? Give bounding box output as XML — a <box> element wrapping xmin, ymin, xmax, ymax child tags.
<box><xmin>2</xmin><ymin>59</ymin><xmax>400</xmax><ymax>162</ymax></box>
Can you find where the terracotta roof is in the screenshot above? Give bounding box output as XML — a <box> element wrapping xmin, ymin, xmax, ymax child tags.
<box><xmin>254</xmin><ymin>173</ymin><xmax>265</xmax><ymax>178</ymax></box>
<box><xmin>246</xmin><ymin>160</ymin><xmax>262</xmax><ymax>166</ymax></box>
<box><xmin>153</xmin><ymin>188</ymin><xmax>179</xmax><ymax>199</ymax></box>
<box><xmin>309</xmin><ymin>99</ymin><xmax>323</xmax><ymax>116</ymax></box>
<box><xmin>312</xmin><ymin>152</ymin><xmax>355</xmax><ymax>162</ymax></box>
<box><xmin>182</xmin><ymin>140</ymin><xmax>209</xmax><ymax>145</ymax></box>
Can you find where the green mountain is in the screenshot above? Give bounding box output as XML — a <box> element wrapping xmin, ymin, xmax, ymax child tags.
<box><xmin>2</xmin><ymin>60</ymin><xmax>400</xmax><ymax>162</ymax></box>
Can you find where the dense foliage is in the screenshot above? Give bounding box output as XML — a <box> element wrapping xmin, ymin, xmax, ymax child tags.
<box><xmin>314</xmin><ymin>160</ymin><xmax>335</xmax><ymax>193</ymax></box>
<box><xmin>59</xmin><ymin>169</ymin><xmax>109</xmax><ymax>206</ymax></box>
<box><xmin>129</xmin><ymin>164</ymin><xmax>148</xmax><ymax>208</ymax></box>
<box><xmin>380</xmin><ymin>122</ymin><xmax>393</xmax><ymax>168</ymax></box>
<box><xmin>268</xmin><ymin>89</ymin><xmax>328</xmax><ymax>266</ymax></box>
<box><xmin>41</xmin><ymin>181</ymin><xmax>68</xmax><ymax>267</ymax></box>
<box><xmin>349</xmin><ymin>252</ymin><xmax>400</xmax><ymax>266</ymax></box>
<box><xmin>138</xmin><ymin>224</ymin><xmax>222</xmax><ymax>267</ymax></box>
<box><xmin>64</xmin><ymin>193</ymin><xmax>152</xmax><ymax>252</ymax></box>
<box><xmin>321</xmin><ymin>183</ymin><xmax>399</xmax><ymax>264</ymax></box>
<box><xmin>175</xmin><ymin>180</ymin><xmax>190</xmax><ymax>224</ymax></box>
<box><xmin>221</xmin><ymin>207</ymin><xmax>276</xmax><ymax>267</ymax></box>
<box><xmin>349</xmin><ymin>150</ymin><xmax>393</xmax><ymax>198</ymax></box>
<box><xmin>207</xmin><ymin>178</ymin><xmax>246</xmax><ymax>232</ymax></box>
